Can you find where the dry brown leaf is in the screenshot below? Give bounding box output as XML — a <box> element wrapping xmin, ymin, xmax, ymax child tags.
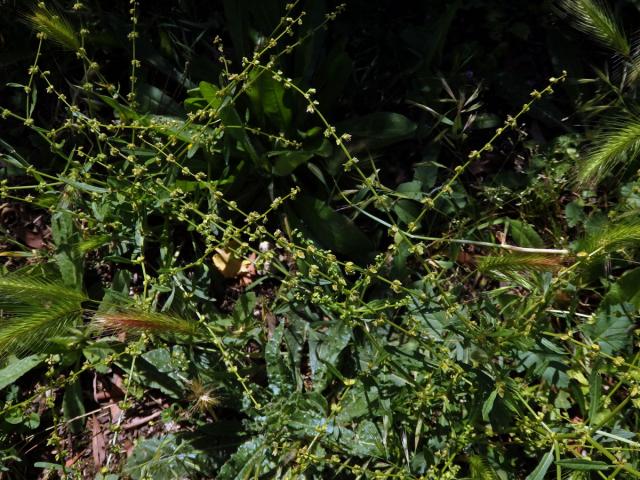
<box><xmin>23</xmin><ymin>230</ymin><xmax>45</xmax><ymax>249</ymax></box>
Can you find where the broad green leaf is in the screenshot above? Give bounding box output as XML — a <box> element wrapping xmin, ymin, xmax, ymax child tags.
<box><xmin>218</xmin><ymin>436</ymin><xmax>271</xmax><ymax>480</ymax></box>
<box><xmin>581</xmin><ymin>305</ymin><xmax>632</xmax><ymax>354</ymax></box>
<box><xmin>218</xmin><ymin>103</ymin><xmax>262</xmax><ymax>168</ymax></box>
<box><xmin>96</xmin><ymin>93</ymin><xmax>139</xmax><ymax>120</ymax></box>
<box><xmin>414</xmin><ymin>148</ymin><xmax>441</xmax><ymax>188</ymax></box>
<box><xmin>508</xmin><ymin>219</ymin><xmax>545</xmax><ymax>248</ymax></box>
<box><xmin>555</xmin><ymin>458</ymin><xmax>611</xmax><ymax>471</ymax></box>
<box><xmin>95</xmin><ymin>474</ymin><xmax>119</xmax><ymax>480</ymax></box>
<box><xmin>0</xmin><ymin>153</ymin><xmax>27</xmax><ymax>170</ymax></box>
<box><xmin>273</xmin><ymin>151</ymin><xmax>315</xmax><ymax>176</ymax></box>
<box><xmin>309</xmin><ymin>319</ymin><xmax>352</xmax><ymax>391</ymax></box>
<box><xmin>482</xmin><ymin>389</ymin><xmax>498</xmax><ymax>422</ymax></box>
<box><xmin>0</xmin><ymin>139</ymin><xmax>29</xmax><ymax>169</ymax></box>
<box><xmin>145</xmin><ymin>114</ymin><xmax>219</xmax><ymax>150</ymax></box>
<box><xmin>232</xmin><ymin>293</ymin><xmax>257</xmax><ymax>324</ymax></box>
<box><xmin>0</xmin><ymin>354</ymin><xmax>44</xmax><ymax>391</ymax></box>
<box><xmin>394</xmin><ymin>199</ymin><xmax>421</xmax><ymax>224</ymax></box>
<box><xmin>602</xmin><ymin>267</ymin><xmax>640</xmax><ymax>309</ymax></box>
<box><xmin>554</xmin><ymin>390</ymin><xmax>572</xmax><ymax>409</ymax></box>
<box><xmin>337</xmin><ymin>112</ymin><xmax>416</xmax><ymax>150</ymax></box>
<box><xmin>51</xmin><ymin>207</ymin><xmax>83</xmax><ymax>288</ymax></box>
<box><xmin>595</xmin><ymin>428</ymin><xmax>640</xmax><ymax>446</ymax></box>
<box><xmin>137</xmin><ymin>83</ymin><xmax>183</xmax><ymax>115</ymax></box>
<box><xmin>198</xmin><ymin>81</ymin><xmax>222</xmax><ymax>110</ymax></box>
<box><xmin>520</xmin><ymin>342</ymin><xmax>570</xmax><ymax>388</ymax></box>
<box><xmin>265</xmin><ymin>323</ymin><xmax>295</xmax><ymax>395</ymax></box>
<box><xmin>125</xmin><ymin>348</ymin><xmax>186</xmax><ymax>399</ymax></box>
<box><xmin>245</xmin><ymin>69</ymin><xmax>292</xmax><ymax>132</ymax></box>
<box><xmin>525</xmin><ymin>447</ymin><xmax>554</xmax><ymax>480</ymax></box>
<box><xmin>565</xmin><ymin>200</ymin><xmax>585</xmax><ymax>228</ymax></box>
<box><xmin>6</xmin><ymin>409</ymin><xmax>39</xmax><ymax>428</ymax></box>
<box><xmin>124</xmin><ymin>434</ymin><xmax>210</xmax><ymax>479</ymax></box>
<box><xmin>473</xmin><ymin>113</ymin><xmax>500</xmax><ymax>129</ymax></box>
<box><xmin>393</xmin><ymin>180</ymin><xmax>423</xmax><ymax>224</ymax></box>
<box><xmin>341</xmin><ymin>420</ymin><xmax>385</xmax><ymax>457</ymax></box>
<box><xmin>336</xmin><ymin>382</ymin><xmax>380</xmax><ymax>423</ymax></box>
<box><xmin>58</xmin><ymin>177</ymin><xmax>108</xmax><ymax>194</ymax></box>
<box><xmin>83</xmin><ymin>340</ymin><xmax>117</xmax><ymax>374</ymax></box>
<box><xmin>396</xmin><ymin>180</ymin><xmax>424</xmax><ymax>201</ymax></box>
<box><xmin>63</xmin><ymin>378</ymin><xmax>85</xmax><ymax>434</ymax></box>
<box><xmin>290</xmin><ymin>195</ymin><xmax>374</xmax><ymax>261</ymax></box>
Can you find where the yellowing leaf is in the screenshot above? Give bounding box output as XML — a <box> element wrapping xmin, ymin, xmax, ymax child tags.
<box><xmin>212</xmin><ymin>248</ymin><xmax>243</xmax><ymax>278</ymax></box>
<box><xmin>212</xmin><ymin>248</ymin><xmax>254</xmax><ymax>279</ymax></box>
<box><xmin>568</xmin><ymin>369</ymin><xmax>589</xmax><ymax>386</ymax></box>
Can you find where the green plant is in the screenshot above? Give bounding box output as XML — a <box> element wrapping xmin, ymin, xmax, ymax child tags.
<box><xmin>0</xmin><ymin>1</ymin><xmax>639</xmax><ymax>479</ymax></box>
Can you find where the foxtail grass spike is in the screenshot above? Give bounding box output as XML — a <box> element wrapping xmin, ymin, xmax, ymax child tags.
<box><xmin>578</xmin><ymin>215</ymin><xmax>640</xmax><ymax>255</ymax></box>
<box><xmin>477</xmin><ymin>253</ymin><xmax>564</xmax><ymax>274</ymax></box>
<box><xmin>576</xmin><ymin>115</ymin><xmax>640</xmax><ymax>187</ymax></box>
<box><xmin>23</xmin><ymin>5</ymin><xmax>80</xmax><ymax>51</ymax></box>
<box><xmin>557</xmin><ymin>0</ymin><xmax>630</xmax><ymax>56</ymax></box>
<box><xmin>93</xmin><ymin>310</ymin><xmax>200</xmax><ymax>337</ymax></box>
<box><xmin>0</xmin><ymin>274</ymin><xmax>86</xmax><ymax>356</ymax></box>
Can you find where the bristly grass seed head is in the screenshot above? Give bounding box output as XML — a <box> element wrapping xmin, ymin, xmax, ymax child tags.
<box><xmin>93</xmin><ymin>310</ymin><xmax>200</xmax><ymax>337</ymax></box>
<box><xmin>24</xmin><ymin>4</ymin><xmax>81</xmax><ymax>51</ymax></box>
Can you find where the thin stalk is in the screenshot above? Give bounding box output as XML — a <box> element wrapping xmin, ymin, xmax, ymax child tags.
<box><xmin>352</xmin><ymin>202</ymin><xmax>570</xmax><ymax>254</ymax></box>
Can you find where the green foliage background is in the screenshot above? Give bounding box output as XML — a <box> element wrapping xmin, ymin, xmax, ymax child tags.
<box><xmin>0</xmin><ymin>0</ymin><xmax>640</xmax><ymax>478</ymax></box>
